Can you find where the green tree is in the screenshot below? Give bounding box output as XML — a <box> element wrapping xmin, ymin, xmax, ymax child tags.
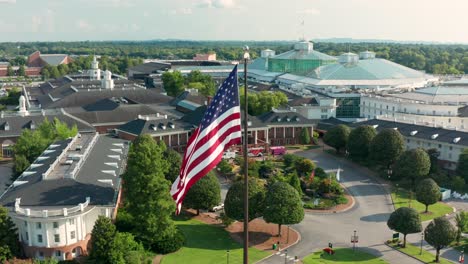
<box><xmin>217</xmin><ymin>159</ymin><xmax>232</xmax><ymax>175</ymax></box>
<box><xmin>263</xmin><ymin>182</ymin><xmax>304</xmax><ymax>236</ymax></box>
<box><xmin>300</xmin><ymin>127</ymin><xmax>311</xmax><ymax>145</ymax></box>
<box><xmin>50</xmin><ymin>66</ymin><xmax>60</xmax><ymax>78</ymax></box>
<box><xmin>283</xmin><ymin>154</ymin><xmax>301</xmax><ymax>168</ymax></box>
<box><xmin>424</xmin><ymin>217</ymin><xmax>456</xmax><ymax>263</ymax></box>
<box><xmin>294</xmin><ymin>158</ymin><xmax>315</xmax><ymax>177</ymax></box>
<box><xmin>426</xmin><ymin>148</ymin><xmax>440</xmax><ymax>174</ymax></box>
<box><xmin>289</xmin><ymin>173</ymin><xmax>302</xmax><ymax>195</ymax></box>
<box><xmin>122</xmin><ymin>135</ymin><xmax>179</xmax><ymax>252</ymax></box>
<box><xmin>12</xmin><ymin>154</ymin><xmax>30</xmax><ymax>180</ymax></box>
<box><xmin>18</xmin><ymin>65</ymin><xmax>25</xmax><ymax>77</ymax></box>
<box><xmin>457</xmin><ymin>149</ymin><xmax>468</xmax><ymax>182</ymax></box>
<box><xmin>416</xmin><ymin>178</ymin><xmax>441</xmax><ymax>213</ymax></box>
<box><xmin>387</xmin><ymin>207</ymin><xmax>422</xmax><ymax>248</ymax></box>
<box><xmin>224</xmin><ymin>178</ymin><xmax>266</xmax><ymax>222</ymax></box>
<box><xmin>41</xmin><ymin>68</ymin><xmax>50</xmax><ymax>80</ymax></box>
<box><xmin>109</xmin><ymin>232</ymin><xmax>144</xmax><ymax>264</ymax></box>
<box><xmin>6</xmin><ymin>65</ymin><xmax>14</xmax><ymax>76</ymax></box>
<box><xmin>162</xmin><ymin>71</ymin><xmax>185</xmax><ymax>97</ymax></box>
<box><xmin>369</xmin><ymin>128</ymin><xmax>405</xmax><ymax>168</ymax></box>
<box><xmin>163</xmin><ymin>148</ymin><xmax>182</xmax><ymax>183</ymax></box>
<box><xmin>0</xmin><ymin>206</ymin><xmax>20</xmax><ymax>262</ymax></box>
<box><xmin>240</xmin><ymin>89</ymin><xmax>288</xmax><ymax>116</ymax></box>
<box><xmin>89</xmin><ymin>216</ymin><xmax>117</xmax><ymax>263</ymax></box>
<box><xmin>323</xmin><ymin>125</ymin><xmax>350</xmax><ymax>153</ymax></box>
<box><xmin>53</xmin><ymin>118</ymin><xmax>78</xmax><ymax>140</ymax></box>
<box><xmin>455</xmin><ymin>212</ymin><xmax>468</xmax><ymax>245</ymax></box>
<box><xmin>394</xmin><ymin>148</ymin><xmax>431</xmax><ymax>187</ymax></box>
<box><xmin>184</xmin><ymin>171</ymin><xmax>221</xmax><ymax>215</ymax></box>
<box><xmin>258</xmin><ymin>161</ymin><xmax>275</xmax><ymax>179</ymax></box>
<box><xmin>347</xmin><ymin>125</ymin><xmax>377</xmax><ymax>160</ymax></box>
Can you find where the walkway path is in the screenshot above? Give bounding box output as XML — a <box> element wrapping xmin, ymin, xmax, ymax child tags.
<box><xmin>258</xmin><ymin>149</ymin><xmax>422</xmax><ymax>264</ymax></box>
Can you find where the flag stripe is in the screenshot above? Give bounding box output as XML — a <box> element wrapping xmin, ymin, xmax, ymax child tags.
<box><xmin>170</xmin><ymin>65</ymin><xmax>241</xmax><ymax>214</ymax></box>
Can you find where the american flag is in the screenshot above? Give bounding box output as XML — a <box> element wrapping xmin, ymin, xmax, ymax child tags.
<box><xmin>171</xmin><ymin>65</ymin><xmax>242</xmax><ymax>214</ymax></box>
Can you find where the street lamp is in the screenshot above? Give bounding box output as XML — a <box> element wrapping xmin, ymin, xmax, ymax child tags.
<box><xmin>227</xmin><ymin>250</ymin><xmax>230</xmax><ymax>264</ymax></box>
<box><xmin>420</xmin><ymin>232</ymin><xmax>424</xmax><ymax>255</ymax></box>
<box><xmin>285</xmin><ymin>249</ymin><xmax>288</xmax><ymax>264</ymax></box>
<box><xmin>387</xmin><ymin>167</ymin><xmax>393</xmax><ymax>179</ymax></box>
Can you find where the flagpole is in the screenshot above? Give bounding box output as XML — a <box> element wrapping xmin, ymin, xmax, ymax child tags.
<box><xmin>242</xmin><ymin>46</ymin><xmax>250</xmax><ymax>264</ymax></box>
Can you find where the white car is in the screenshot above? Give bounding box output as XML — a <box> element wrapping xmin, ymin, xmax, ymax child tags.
<box><xmin>222</xmin><ymin>151</ymin><xmax>236</xmax><ymax>159</ymax></box>
<box><xmin>210</xmin><ymin>203</ymin><xmax>224</xmax><ymax>212</ymax></box>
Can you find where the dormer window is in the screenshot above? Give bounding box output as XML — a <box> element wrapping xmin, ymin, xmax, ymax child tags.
<box><xmin>30</xmin><ymin>121</ymin><xmax>36</xmax><ymax>130</ymax></box>
<box><xmin>276</xmin><ymin>117</ymin><xmax>281</xmax><ymax>122</ymax></box>
<box><xmin>453</xmin><ymin>137</ymin><xmax>461</xmax><ymax>143</ymax></box>
<box><xmin>149</xmin><ymin>124</ymin><xmax>157</xmax><ymax>131</ymax></box>
<box><xmin>4</xmin><ymin>122</ymin><xmax>9</xmax><ymax>131</ymax></box>
<box><xmin>286</xmin><ymin>117</ymin><xmax>291</xmax><ymax>122</ymax></box>
<box><xmin>159</xmin><ymin>123</ymin><xmax>166</xmax><ymax>130</ymax></box>
<box><xmin>168</xmin><ymin>123</ymin><xmax>175</xmax><ymax>129</ymax></box>
<box><xmin>431</xmin><ymin>134</ymin><xmax>439</xmax><ymax>139</ymax></box>
<box><xmin>410</xmin><ymin>130</ymin><xmax>418</xmax><ymax>136</ymax></box>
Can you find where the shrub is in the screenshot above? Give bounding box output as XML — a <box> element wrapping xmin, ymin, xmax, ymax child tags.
<box><xmin>334</xmin><ymin>195</ymin><xmax>348</xmax><ymax>205</ymax></box>
<box><xmin>283</xmin><ymin>154</ymin><xmax>300</xmax><ymax>168</ymax></box>
<box><xmin>315</xmin><ymin>167</ymin><xmax>327</xmax><ymax>178</ymax></box>
<box><xmin>217</xmin><ymin>212</ymin><xmax>234</xmax><ymax>227</ymax></box>
<box><xmin>318</xmin><ymin>178</ymin><xmax>343</xmax><ymax>195</ymax></box>
<box><xmin>429</xmin><ymin>172</ymin><xmax>451</xmax><ymax>188</ymax></box>
<box><xmin>152</xmin><ymin>230</ymin><xmax>185</xmax><ymax>254</ymax></box>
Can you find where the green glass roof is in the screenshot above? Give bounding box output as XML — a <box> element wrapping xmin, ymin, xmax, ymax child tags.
<box><xmin>271</xmin><ymin>50</ymin><xmax>337</xmax><ymax>61</ymax></box>
<box><xmin>308</xmin><ymin>58</ymin><xmax>426</xmax><ymax>80</ymax></box>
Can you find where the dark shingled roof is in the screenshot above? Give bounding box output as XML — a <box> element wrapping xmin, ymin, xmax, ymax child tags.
<box><xmin>355</xmin><ymin>118</ymin><xmax>468</xmax><ymax>147</ymax></box>
<box><xmin>0</xmin><ymin>113</ymin><xmax>95</xmax><ymax>138</ymax></box>
<box><xmin>256</xmin><ymin>111</ymin><xmax>317</xmax><ymax>125</ymax></box>
<box><xmin>128</xmin><ymin>62</ymin><xmax>171</xmax><ymax>74</ymax></box>
<box><xmin>0</xmin><ymin>135</ymin><xmax>129</xmax><ymax>207</ymax></box>
<box><xmin>118</xmin><ymin>117</ymin><xmax>193</xmax><ymax>136</ymax></box>
<box><xmin>69</xmin><ymin>104</ymin><xmax>160</xmax><ymax>125</ymax></box>
<box><xmin>316</xmin><ymin>117</ymin><xmax>351</xmax><ymax>131</ymax></box>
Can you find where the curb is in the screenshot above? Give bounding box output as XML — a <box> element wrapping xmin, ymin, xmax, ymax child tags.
<box><xmin>384</xmin><ymin>242</ymin><xmax>425</xmax><ymax>263</ymax></box>
<box><xmin>304</xmin><ymin>191</ymin><xmax>356</xmax><ymax>214</ymax></box>
<box><xmin>254</xmin><ymin>226</ymin><xmax>302</xmax><ymax>264</ymax></box>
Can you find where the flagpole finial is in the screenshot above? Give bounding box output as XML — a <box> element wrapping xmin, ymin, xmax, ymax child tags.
<box><xmin>243</xmin><ymin>46</ymin><xmax>250</xmax><ymax>60</ymax></box>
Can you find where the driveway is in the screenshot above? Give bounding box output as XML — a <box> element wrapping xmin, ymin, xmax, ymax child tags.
<box><xmin>258</xmin><ymin>149</ymin><xmax>422</xmax><ymax>264</ymax></box>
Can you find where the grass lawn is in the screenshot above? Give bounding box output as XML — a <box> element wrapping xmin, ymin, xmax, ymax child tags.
<box><xmin>392</xmin><ymin>188</ymin><xmax>453</xmax><ymax>221</ymax></box>
<box><xmin>302</xmin><ymin>248</ymin><xmax>388</xmax><ymax>264</ymax></box>
<box><xmin>388</xmin><ymin>241</ymin><xmax>452</xmax><ymax>264</ymax></box>
<box><xmin>161</xmin><ymin>218</ymin><xmax>269</xmax><ymax>264</ymax></box>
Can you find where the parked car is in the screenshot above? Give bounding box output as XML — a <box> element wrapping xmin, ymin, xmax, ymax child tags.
<box><xmin>222</xmin><ymin>151</ymin><xmax>237</xmax><ymax>159</ymax></box>
<box><xmin>209</xmin><ymin>203</ymin><xmax>224</xmax><ymax>212</ymax></box>
<box><xmin>247</xmin><ymin>148</ymin><xmax>264</xmax><ymax>157</ymax></box>
<box><xmin>270</xmin><ymin>146</ymin><xmax>286</xmax><ymax>155</ymax></box>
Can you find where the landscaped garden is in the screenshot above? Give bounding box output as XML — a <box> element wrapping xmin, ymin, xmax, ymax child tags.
<box><xmin>161</xmin><ymin>218</ymin><xmax>269</xmax><ymax>264</ymax></box>
<box><xmin>387</xmin><ymin>240</ymin><xmax>452</xmax><ymax>264</ymax></box>
<box><xmin>392</xmin><ymin>188</ymin><xmax>453</xmax><ymax>221</ymax></box>
<box><xmin>302</xmin><ymin>248</ymin><xmax>388</xmax><ymax>264</ymax></box>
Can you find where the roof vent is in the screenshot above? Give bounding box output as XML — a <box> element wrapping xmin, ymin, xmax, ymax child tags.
<box><xmin>169</xmin><ymin>123</ymin><xmax>175</xmax><ymax>129</ymax></box>
<box><xmin>276</xmin><ymin>117</ymin><xmax>281</xmax><ymax>122</ymax></box>
<box><xmin>431</xmin><ymin>134</ymin><xmax>439</xmax><ymax>139</ymax></box>
<box><xmin>410</xmin><ymin>130</ymin><xmax>418</xmax><ymax>136</ymax></box>
<box><xmin>453</xmin><ymin>137</ymin><xmax>461</xmax><ymax>143</ymax></box>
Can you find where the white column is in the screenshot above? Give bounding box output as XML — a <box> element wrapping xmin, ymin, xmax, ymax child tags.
<box><xmin>266</xmin><ymin>129</ymin><xmax>269</xmax><ymax>144</ymax></box>
<box><xmin>177</xmin><ymin>134</ymin><xmax>180</xmax><ymax>146</ymax></box>
<box><xmin>168</xmin><ymin>135</ymin><xmax>172</xmax><ymax>147</ymax></box>
<box><xmin>64</xmin><ymin>219</ymin><xmax>69</xmax><ymax>245</ymax></box>
<box><xmin>274</xmin><ymin>127</ymin><xmax>276</xmax><ymax>138</ymax></box>
<box><xmin>27</xmin><ymin>221</ymin><xmax>32</xmax><ymax>246</ymax></box>
<box><xmin>254</xmin><ymin>131</ymin><xmax>258</xmax><ymax>144</ymax></box>
<box><xmin>292</xmin><ymin>127</ymin><xmax>295</xmax><ymax>138</ymax></box>
<box><xmin>283</xmin><ymin>127</ymin><xmax>286</xmax><ymax>138</ymax></box>
<box><xmin>45</xmin><ymin>223</ymin><xmax>50</xmax><ymax>247</ymax></box>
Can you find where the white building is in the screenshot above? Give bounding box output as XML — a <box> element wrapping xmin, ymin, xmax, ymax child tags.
<box><xmin>361</xmin><ymin>86</ymin><xmax>468</xmax><ymax>131</ymax></box>
<box><xmin>356</xmin><ymin>118</ymin><xmax>468</xmax><ymax>170</ymax></box>
<box><xmin>0</xmin><ymin>133</ymin><xmax>128</xmax><ymax>260</ymax></box>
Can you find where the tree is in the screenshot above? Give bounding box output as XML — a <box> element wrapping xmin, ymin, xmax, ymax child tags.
<box><xmin>41</xmin><ymin>68</ymin><xmax>50</xmax><ymax>80</ymax></box>
<box><xmin>18</xmin><ymin>65</ymin><xmax>25</xmax><ymax>77</ymax></box>
<box><xmin>240</xmin><ymin>89</ymin><xmax>288</xmax><ymax>116</ymax></box>
<box><xmin>347</xmin><ymin>125</ymin><xmax>377</xmax><ymax>160</ymax></box>
<box><xmin>394</xmin><ymin>148</ymin><xmax>431</xmax><ymax>187</ymax></box>
<box><xmin>162</xmin><ymin>71</ymin><xmax>185</xmax><ymax>97</ymax></box>
<box><xmin>323</xmin><ymin>125</ymin><xmax>350</xmax><ymax>153</ymax></box>
<box><xmin>12</xmin><ymin>154</ymin><xmax>30</xmax><ymax>180</ymax></box>
<box><xmin>387</xmin><ymin>207</ymin><xmax>422</xmax><ymax>248</ymax></box>
<box><xmin>369</xmin><ymin>128</ymin><xmax>405</xmax><ymax>168</ymax></box>
<box><xmin>416</xmin><ymin>178</ymin><xmax>441</xmax><ymax>213</ymax></box>
<box><xmin>424</xmin><ymin>217</ymin><xmax>456</xmax><ymax>263</ymax></box>
<box><xmin>89</xmin><ymin>216</ymin><xmax>117</xmax><ymax>263</ymax></box>
<box><xmin>123</xmin><ymin>135</ymin><xmax>179</xmax><ymax>251</ymax></box>
<box><xmin>109</xmin><ymin>232</ymin><xmax>144</xmax><ymax>264</ymax></box>
<box><xmin>283</xmin><ymin>154</ymin><xmax>301</xmax><ymax>168</ymax></box>
<box><xmin>184</xmin><ymin>171</ymin><xmax>221</xmax><ymax>215</ymax></box>
<box><xmin>6</xmin><ymin>65</ymin><xmax>14</xmax><ymax>76</ymax></box>
<box><xmin>455</xmin><ymin>212</ymin><xmax>468</xmax><ymax>245</ymax></box>
<box><xmin>264</xmin><ymin>182</ymin><xmax>304</xmax><ymax>236</ymax></box>
<box><xmin>294</xmin><ymin>158</ymin><xmax>315</xmax><ymax>177</ymax></box>
<box><xmin>53</xmin><ymin>118</ymin><xmax>78</xmax><ymax>140</ymax></box>
<box><xmin>0</xmin><ymin>206</ymin><xmax>19</xmax><ymax>262</ymax></box>
<box><xmin>163</xmin><ymin>149</ymin><xmax>182</xmax><ymax>183</ymax></box>
<box><xmin>300</xmin><ymin>127</ymin><xmax>311</xmax><ymax>145</ymax></box>
<box><xmin>457</xmin><ymin>149</ymin><xmax>468</xmax><ymax>182</ymax></box>
<box><xmin>224</xmin><ymin>178</ymin><xmax>266</xmax><ymax>222</ymax></box>
<box><xmin>258</xmin><ymin>161</ymin><xmax>275</xmax><ymax>178</ymax></box>
<box><xmin>50</xmin><ymin>66</ymin><xmax>60</xmax><ymax>78</ymax></box>
<box><xmin>426</xmin><ymin>148</ymin><xmax>441</xmax><ymax>174</ymax></box>
<box><xmin>217</xmin><ymin>159</ymin><xmax>232</xmax><ymax>175</ymax></box>
<box><xmin>289</xmin><ymin>173</ymin><xmax>302</xmax><ymax>195</ymax></box>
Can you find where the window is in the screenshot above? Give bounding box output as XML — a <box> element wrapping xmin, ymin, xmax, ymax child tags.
<box><xmin>433</xmin><ymin>110</ymin><xmax>436</xmax><ymax>115</ymax></box>
<box><xmin>417</xmin><ymin>109</ymin><xmax>420</xmax><ymax>114</ymax></box>
<box><xmin>438</xmin><ymin>144</ymin><xmax>442</xmax><ymax>148</ymax></box>
<box><xmin>24</xmin><ymin>221</ymin><xmax>27</xmax><ymax>227</ymax></box>
<box><xmin>449</xmin><ymin>153</ymin><xmax>452</xmax><ymax>159</ymax></box>
<box><xmin>55</xmin><ymin>251</ymin><xmax>62</xmax><ymax>257</ymax></box>
<box><xmin>39</xmin><ymin>252</ymin><xmax>44</xmax><ymax>258</ymax></box>
<box><xmin>427</xmin><ymin>143</ymin><xmax>431</xmax><ymax>147</ymax></box>
<box><xmin>37</xmin><ymin>234</ymin><xmax>43</xmax><ymax>243</ymax></box>
<box><xmin>36</xmin><ymin>223</ymin><xmax>41</xmax><ymax>229</ymax></box>
<box><xmin>321</xmin><ymin>109</ymin><xmax>327</xmax><ymax>113</ymax></box>
<box><xmin>100</xmin><ymin>209</ymin><xmax>107</xmax><ymax>216</ymax></box>
<box><xmin>449</xmin><ymin>146</ymin><xmax>453</xmax><ymax>150</ymax></box>
<box><xmin>321</xmin><ymin>115</ymin><xmax>328</xmax><ymax>119</ymax></box>
<box><xmin>380</xmin><ymin>104</ymin><xmax>382</xmax><ymax>109</ymax></box>
<box><xmin>449</xmin><ymin>111</ymin><xmax>452</xmax><ymax>115</ymax></box>
<box><xmin>392</xmin><ymin>106</ymin><xmax>395</xmax><ymax>111</ymax></box>
<box><xmin>69</xmin><ymin>219</ymin><xmax>75</xmax><ymax>225</ymax></box>
<box><xmin>449</xmin><ymin>118</ymin><xmax>451</xmax><ymax>123</ymax></box>
<box><xmin>407</xmin><ymin>139</ymin><xmax>410</xmax><ymax>143</ymax></box>
<box><xmin>404</xmin><ymin>108</ymin><xmax>407</xmax><ymax>113</ymax></box>
<box><xmin>386</xmin><ymin>105</ymin><xmax>389</xmax><ymax>110</ymax></box>
<box><xmin>71</xmin><ymin>231</ymin><xmax>76</xmax><ymax>240</ymax></box>
<box><xmin>53</xmin><ymin>222</ymin><xmax>58</xmax><ymax>228</ymax></box>
<box><xmin>25</xmin><ymin>232</ymin><xmax>29</xmax><ymax>241</ymax></box>
<box><xmin>54</xmin><ymin>234</ymin><xmax>60</xmax><ymax>243</ymax></box>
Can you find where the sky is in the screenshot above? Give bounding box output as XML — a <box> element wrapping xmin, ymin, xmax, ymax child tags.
<box><xmin>0</xmin><ymin>0</ymin><xmax>467</xmax><ymax>43</ymax></box>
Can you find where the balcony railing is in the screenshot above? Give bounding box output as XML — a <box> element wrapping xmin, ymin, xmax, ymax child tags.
<box><xmin>14</xmin><ymin>197</ymin><xmax>90</xmax><ymax>218</ymax></box>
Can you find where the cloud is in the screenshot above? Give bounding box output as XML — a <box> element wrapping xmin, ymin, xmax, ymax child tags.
<box><xmin>297</xmin><ymin>8</ymin><xmax>320</xmax><ymax>15</ymax></box>
<box><xmin>30</xmin><ymin>9</ymin><xmax>55</xmax><ymax>33</ymax></box>
<box><xmin>196</xmin><ymin>0</ymin><xmax>237</xmax><ymax>9</ymax></box>
<box><xmin>80</xmin><ymin>0</ymin><xmax>134</xmax><ymax>8</ymax></box>
<box><xmin>169</xmin><ymin>8</ymin><xmax>193</xmax><ymax>15</ymax></box>
<box><xmin>0</xmin><ymin>0</ymin><xmax>16</xmax><ymax>3</ymax></box>
<box><xmin>76</xmin><ymin>19</ymin><xmax>94</xmax><ymax>32</ymax></box>
<box><xmin>0</xmin><ymin>19</ymin><xmax>16</xmax><ymax>32</ymax></box>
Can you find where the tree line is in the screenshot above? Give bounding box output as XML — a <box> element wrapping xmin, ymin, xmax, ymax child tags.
<box><xmin>1</xmin><ymin>41</ymin><xmax>467</xmax><ymax>74</ymax></box>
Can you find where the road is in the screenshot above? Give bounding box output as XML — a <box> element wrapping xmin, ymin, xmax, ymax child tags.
<box><xmin>258</xmin><ymin>149</ymin><xmax>422</xmax><ymax>264</ymax></box>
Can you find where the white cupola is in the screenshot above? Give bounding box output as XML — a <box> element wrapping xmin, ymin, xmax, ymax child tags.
<box><xmin>90</xmin><ymin>56</ymin><xmax>101</xmax><ymax>80</ymax></box>
<box><xmin>18</xmin><ymin>95</ymin><xmax>29</xmax><ymax>116</ymax></box>
<box><xmin>101</xmin><ymin>70</ymin><xmax>114</xmax><ymax>89</ymax></box>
